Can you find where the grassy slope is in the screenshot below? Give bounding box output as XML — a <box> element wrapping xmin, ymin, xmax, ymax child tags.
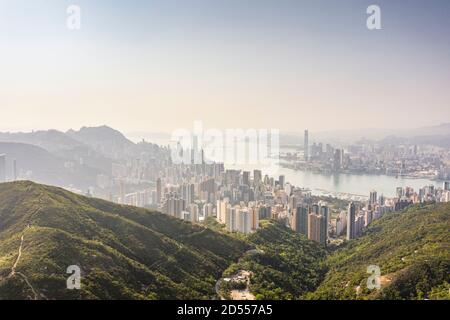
<box><xmin>0</xmin><ymin>181</ymin><xmax>249</xmax><ymax>300</ymax></box>
<box><xmin>222</xmin><ymin>203</ymin><xmax>449</xmax><ymax>301</ymax></box>
<box><xmin>0</xmin><ymin>181</ymin><xmax>448</xmax><ymax>300</ymax></box>
<box><xmin>308</xmin><ymin>203</ymin><xmax>450</xmax><ymax>300</ymax></box>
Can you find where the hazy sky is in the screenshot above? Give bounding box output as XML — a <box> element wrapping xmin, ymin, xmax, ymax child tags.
<box><xmin>1</xmin><ymin>0</ymin><xmax>449</xmax><ymax>134</ymax></box>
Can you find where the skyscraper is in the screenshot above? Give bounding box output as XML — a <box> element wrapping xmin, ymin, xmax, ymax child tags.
<box><xmin>379</xmin><ymin>194</ymin><xmax>386</xmax><ymax>206</ymax></box>
<box><xmin>156</xmin><ymin>178</ymin><xmax>162</xmax><ymax>205</ymax></box>
<box><xmin>444</xmin><ymin>181</ymin><xmax>450</xmax><ymax>191</ymax></box>
<box><xmin>188</xmin><ymin>203</ymin><xmax>199</xmax><ymax>222</ymax></box>
<box><xmin>304</xmin><ymin>130</ymin><xmax>309</xmax><ymax>162</ymax></box>
<box><xmin>13</xmin><ymin>159</ymin><xmax>17</xmax><ymax>181</ymax></box>
<box><xmin>191</xmin><ymin>135</ymin><xmax>200</xmax><ymax>164</ymax></box>
<box><xmin>217</xmin><ymin>198</ymin><xmax>229</xmax><ymax>224</ymax></box>
<box><xmin>336</xmin><ymin>210</ymin><xmax>347</xmax><ymax>236</ymax></box>
<box><xmin>369</xmin><ymin>190</ymin><xmax>378</xmax><ymax>205</ymax></box>
<box><xmin>258</xmin><ymin>205</ymin><xmax>272</xmax><ymax>220</ymax></box>
<box><xmin>165</xmin><ymin>196</ymin><xmax>185</xmax><ymax>219</ymax></box>
<box><xmin>364</xmin><ymin>210</ymin><xmax>373</xmax><ymax>227</ymax></box>
<box><xmin>249</xmin><ymin>206</ymin><xmax>259</xmax><ymax>231</ymax></box>
<box><xmin>0</xmin><ymin>154</ymin><xmax>5</xmax><ymax>183</ymax></box>
<box><xmin>204</xmin><ymin>203</ymin><xmax>214</xmax><ymax>218</ymax></box>
<box><xmin>347</xmin><ymin>202</ymin><xmax>356</xmax><ymax>240</ymax></box>
<box><xmin>181</xmin><ymin>183</ymin><xmax>195</xmax><ymax>204</ymax></box>
<box><xmin>278</xmin><ymin>175</ymin><xmax>285</xmax><ymax>188</ymax></box>
<box><xmin>225</xmin><ymin>206</ymin><xmax>237</xmax><ymax>232</ymax></box>
<box><xmin>119</xmin><ymin>180</ymin><xmax>125</xmax><ymax>204</ymax></box>
<box><xmin>243</xmin><ymin>171</ymin><xmax>250</xmax><ymax>186</ymax></box>
<box><xmin>253</xmin><ymin>170</ymin><xmax>262</xmax><ymax>185</ymax></box>
<box><xmin>293</xmin><ymin>205</ymin><xmax>308</xmax><ymax>236</ymax></box>
<box><xmin>333</xmin><ymin>149</ymin><xmax>342</xmax><ymax>172</ymax></box>
<box><xmin>311</xmin><ymin>204</ymin><xmax>319</xmax><ymax>215</ymax></box>
<box><xmin>396</xmin><ymin>187</ymin><xmax>404</xmax><ymax>198</ymax></box>
<box><xmin>237</xmin><ymin>209</ymin><xmax>251</xmax><ymax>234</ymax></box>
<box><xmin>319</xmin><ymin>204</ymin><xmax>329</xmax><ymax>243</ymax></box>
<box><xmin>308</xmin><ymin>213</ymin><xmax>325</xmax><ymax>244</ymax></box>
<box><xmin>308</xmin><ymin>213</ymin><xmax>317</xmax><ymax>241</ymax></box>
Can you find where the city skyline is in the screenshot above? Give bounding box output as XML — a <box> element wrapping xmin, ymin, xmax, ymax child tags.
<box><xmin>1</xmin><ymin>0</ymin><xmax>450</xmax><ymax>133</ymax></box>
<box><xmin>1</xmin><ymin>121</ymin><xmax>450</xmax><ymax>137</ymax></box>
<box><xmin>0</xmin><ymin>0</ymin><xmax>449</xmax><ymax>304</ymax></box>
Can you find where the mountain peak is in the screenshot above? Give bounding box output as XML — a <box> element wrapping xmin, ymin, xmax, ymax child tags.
<box><xmin>66</xmin><ymin>126</ymin><xmax>135</xmax><ymax>158</ymax></box>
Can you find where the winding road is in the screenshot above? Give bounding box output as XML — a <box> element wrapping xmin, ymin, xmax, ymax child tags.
<box><xmin>5</xmin><ymin>225</ymin><xmax>39</xmax><ymax>299</ymax></box>
<box><xmin>8</xmin><ymin>233</ymin><xmax>25</xmax><ymax>278</ymax></box>
<box><xmin>1</xmin><ymin>191</ymin><xmax>44</xmax><ymax>299</ymax></box>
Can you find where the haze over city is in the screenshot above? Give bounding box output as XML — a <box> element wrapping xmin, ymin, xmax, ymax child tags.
<box><xmin>0</xmin><ymin>0</ymin><xmax>449</xmax><ymax>305</ymax></box>
<box><xmin>1</xmin><ymin>0</ymin><xmax>450</xmax><ymax>133</ymax></box>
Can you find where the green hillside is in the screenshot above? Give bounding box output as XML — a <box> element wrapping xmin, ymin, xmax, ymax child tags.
<box><xmin>0</xmin><ymin>181</ymin><xmax>448</xmax><ymax>300</ymax></box>
<box><xmin>308</xmin><ymin>203</ymin><xmax>450</xmax><ymax>300</ymax></box>
<box><xmin>0</xmin><ymin>181</ymin><xmax>249</xmax><ymax>300</ymax></box>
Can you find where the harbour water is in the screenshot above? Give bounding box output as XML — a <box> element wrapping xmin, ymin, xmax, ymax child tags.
<box><xmin>226</xmin><ymin>163</ymin><xmax>441</xmax><ymax>199</ymax></box>
<box><xmin>145</xmin><ymin>137</ymin><xmax>442</xmax><ymax>199</ymax></box>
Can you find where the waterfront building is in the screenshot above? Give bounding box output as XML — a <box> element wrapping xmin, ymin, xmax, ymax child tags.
<box><xmin>347</xmin><ymin>202</ymin><xmax>356</xmax><ymax>240</ymax></box>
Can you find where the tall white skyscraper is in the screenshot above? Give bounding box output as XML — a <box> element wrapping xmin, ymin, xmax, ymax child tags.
<box><xmin>13</xmin><ymin>159</ymin><xmax>17</xmax><ymax>181</ymax></box>
<box><xmin>225</xmin><ymin>206</ymin><xmax>237</xmax><ymax>232</ymax></box>
<box><xmin>188</xmin><ymin>203</ymin><xmax>199</xmax><ymax>223</ymax></box>
<box><xmin>304</xmin><ymin>130</ymin><xmax>309</xmax><ymax>162</ymax></box>
<box><xmin>216</xmin><ymin>198</ymin><xmax>229</xmax><ymax>224</ymax></box>
<box><xmin>0</xmin><ymin>154</ymin><xmax>6</xmax><ymax>183</ymax></box>
<box><xmin>156</xmin><ymin>178</ymin><xmax>162</xmax><ymax>205</ymax></box>
<box><xmin>238</xmin><ymin>209</ymin><xmax>251</xmax><ymax>234</ymax></box>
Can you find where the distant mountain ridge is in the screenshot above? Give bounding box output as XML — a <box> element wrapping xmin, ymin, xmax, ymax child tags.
<box><xmin>280</xmin><ymin>123</ymin><xmax>450</xmax><ymax>145</ymax></box>
<box><xmin>0</xmin><ymin>129</ymin><xmax>84</xmax><ymax>153</ymax></box>
<box><xmin>3</xmin><ymin>123</ymin><xmax>450</xmax><ymax>153</ymax></box>
<box><xmin>0</xmin><ymin>125</ymin><xmax>135</xmax><ymax>159</ymax></box>
<box><xmin>0</xmin><ymin>126</ymin><xmax>168</xmax><ymax>191</ymax></box>
<box><xmin>0</xmin><ymin>125</ymin><xmax>164</xmax><ymax>159</ymax></box>
<box><xmin>0</xmin><ymin>142</ymin><xmax>101</xmax><ymax>189</ymax></box>
<box><xmin>66</xmin><ymin>126</ymin><xmax>135</xmax><ymax>159</ymax></box>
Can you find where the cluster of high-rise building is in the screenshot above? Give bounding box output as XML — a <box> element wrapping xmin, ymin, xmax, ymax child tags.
<box><xmin>343</xmin><ymin>200</ymin><xmax>383</xmax><ymax>240</ymax></box>
<box><xmin>393</xmin><ymin>183</ymin><xmax>450</xmax><ymax>206</ymax></box>
<box><xmin>154</xmin><ymin>166</ymin><xmax>270</xmax><ymax>233</ymax></box>
<box><xmin>298</xmin><ymin>129</ymin><xmax>347</xmax><ymax>173</ymax></box>
<box><xmin>340</xmin><ymin>182</ymin><xmax>450</xmax><ymax>241</ymax></box>
<box><xmin>286</xmin><ymin>130</ymin><xmax>450</xmax><ymax>180</ymax></box>
<box><xmin>133</xmin><ymin>144</ymin><xmax>450</xmax><ymax>239</ymax></box>
<box><xmin>2</xmin><ymin>134</ymin><xmax>449</xmax><ymax>245</ymax></box>
<box><xmin>290</xmin><ymin>202</ymin><xmax>329</xmax><ymax>244</ymax></box>
<box><xmin>151</xmin><ymin>155</ymin><xmax>317</xmax><ymax>234</ymax></box>
<box><xmin>302</xmin><ymin>130</ymin><xmax>345</xmax><ymax>172</ymax></box>
<box><xmin>101</xmin><ymin>134</ymin><xmax>450</xmax><ymax>240</ymax></box>
<box><xmin>216</xmin><ymin>199</ymin><xmax>259</xmax><ymax>234</ymax></box>
<box><xmin>0</xmin><ymin>153</ymin><xmax>18</xmax><ymax>183</ymax></box>
<box><xmin>119</xmin><ymin>188</ymin><xmax>153</xmax><ymax>207</ymax></box>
